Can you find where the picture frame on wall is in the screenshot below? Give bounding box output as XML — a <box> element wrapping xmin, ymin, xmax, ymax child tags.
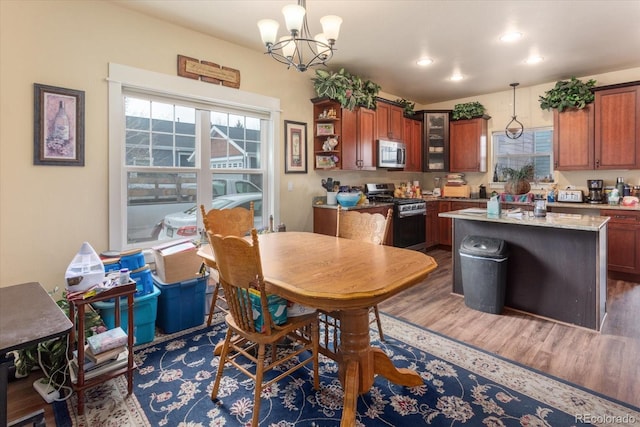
<box><xmin>284</xmin><ymin>120</ymin><xmax>307</xmax><ymax>174</ymax></box>
<box><xmin>33</xmin><ymin>83</ymin><xmax>85</xmax><ymax>166</ymax></box>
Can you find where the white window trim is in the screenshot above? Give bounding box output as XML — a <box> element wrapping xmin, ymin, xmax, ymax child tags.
<box><xmin>108</xmin><ymin>63</ymin><xmax>281</xmax><ymax>250</ymax></box>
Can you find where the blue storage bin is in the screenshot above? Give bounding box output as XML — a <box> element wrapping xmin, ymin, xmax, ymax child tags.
<box><xmin>131</xmin><ymin>265</ymin><xmax>154</xmax><ymax>296</ymax></box>
<box><xmin>153</xmin><ymin>273</ymin><xmax>207</xmax><ymax>333</ymax></box>
<box><xmin>92</xmin><ymin>285</ymin><xmax>160</xmax><ymax>345</ymax></box>
<box><xmin>103</xmin><ymin>258</ymin><xmax>121</xmax><ymax>273</ymax></box>
<box><xmin>120</xmin><ymin>249</ymin><xmax>145</xmax><ymax>270</ymax></box>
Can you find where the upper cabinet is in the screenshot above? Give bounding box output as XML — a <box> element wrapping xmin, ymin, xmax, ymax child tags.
<box><xmin>376</xmin><ymin>99</ymin><xmax>404</xmax><ymax>141</ymax></box>
<box><xmin>420</xmin><ymin>110</ymin><xmax>450</xmax><ymax>172</ymax></box>
<box><xmin>449</xmin><ymin>116</ymin><xmax>489</xmax><ymax>172</ymax></box>
<box><xmin>342</xmin><ymin>106</ymin><xmax>377</xmax><ymax>170</ymax></box>
<box><xmin>553</xmin><ymin>105</ymin><xmax>595</xmax><ymax>170</ymax></box>
<box><xmin>594</xmin><ymin>83</ymin><xmax>640</xmax><ymax>170</ymax></box>
<box><xmin>403</xmin><ymin>116</ymin><xmax>422</xmax><ymax>172</ymax></box>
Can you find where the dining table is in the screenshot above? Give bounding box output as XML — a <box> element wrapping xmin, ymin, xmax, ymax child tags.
<box><xmin>198</xmin><ymin>231</ymin><xmax>438</xmax><ymax>427</ymax></box>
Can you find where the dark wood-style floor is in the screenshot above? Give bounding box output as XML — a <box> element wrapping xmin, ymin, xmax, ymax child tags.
<box><xmin>7</xmin><ymin>248</ymin><xmax>640</xmax><ymax>424</ymax></box>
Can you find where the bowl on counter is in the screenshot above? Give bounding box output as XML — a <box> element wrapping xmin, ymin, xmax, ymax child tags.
<box><xmin>336</xmin><ymin>191</ymin><xmax>362</xmax><ymax>207</ymax></box>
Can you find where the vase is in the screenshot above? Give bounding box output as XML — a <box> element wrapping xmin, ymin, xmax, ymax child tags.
<box><xmin>505</xmin><ymin>179</ymin><xmax>530</xmax><ymax>195</ymax></box>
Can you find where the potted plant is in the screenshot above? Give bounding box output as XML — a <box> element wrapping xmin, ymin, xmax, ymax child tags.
<box><xmin>451</xmin><ymin>101</ymin><xmax>487</xmax><ymax>120</ymax></box>
<box><xmin>395</xmin><ymin>98</ymin><xmax>416</xmax><ymax>116</ymax></box>
<box><xmin>14</xmin><ymin>291</ymin><xmax>105</xmax><ymax>388</ymax></box>
<box><xmin>312</xmin><ymin>68</ymin><xmax>381</xmax><ymax>111</ymax></box>
<box><xmin>538</xmin><ymin>77</ymin><xmax>597</xmax><ymax>112</ymax></box>
<box><xmin>501</xmin><ymin>163</ymin><xmax>534</xmax><ymax>195</ymax></box>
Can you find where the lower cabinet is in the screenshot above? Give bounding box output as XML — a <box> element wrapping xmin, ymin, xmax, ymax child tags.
<box><xmin>437</xmin><ymin>201</ymin><xmax>452</xmax><ymax>247</ymax></box>
<box><xmin>601</xmin><ymin>209</ymin><xmax>640</xmax><ymax>277</ymax></box>
<box><xmin>425</xmin><ymin>202</ymin><xmax>439</xmax><ymax>249</ymax></box>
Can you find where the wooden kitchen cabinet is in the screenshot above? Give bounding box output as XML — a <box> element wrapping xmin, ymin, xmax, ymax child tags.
<box><xmin>342</xmin><ymin>106</ymin><xmax>377</xmax><ymax>170</ymax></box>
<box><xmin>312</xmin><ymin>98</ymin><xmax>342</xmax><ymax>170</ymax></box>
<box><xmin>449</xmin><ymin>116</ymin><xmax>489</xmax><ymax>172</ymax></box>
<box><xmin>403</xmin><ymin>116</ymin><xmax>422</xmax><ymax>172</ymax></box>
<box><xmin>425</xmin><ymin>201</ymin><xmax>439</xmax><ymax>249</ymax></box>
<box><xmin>601</xmin><ymin>209</ymin><xmax>640</xmax><ymax>278</ymax></box>
<box><xmin>376</xmin><ymin>99</ymin><xmax>404</xmax><ymax>141</ymax></box>
<box><xmin>420</xmin><ymin>110</ymin><xmax>450</xmax><ymax>172</ymax></box>
<box><xmin>437</xmin><ymin>201</ymin><xmax>452</xmax><ymax>247</ymax></box>
<box><xmin>594</xmin><ymin>83</ymin><xmax>640</xmax><ymax>169</ymax></box>
<box><xmin>313</xmin><ymin>205</ymin><xmax>394</xmax><ymax>245</ymax></box>
<box><xmin>553</xmin><ymin>105</ymin><xmax>595</xmax><ymax>170</ymax></box>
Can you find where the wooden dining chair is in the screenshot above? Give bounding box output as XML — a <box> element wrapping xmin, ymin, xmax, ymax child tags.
<box><xmin>335</xmin><ymin>205</ymin><xmax>393</xmax><ymax>341</ymax></box>
<box><xmin>200</xmin><ymin>202</ymin><xmax>254</xmax><ymax>326</ymax></box>
<box><xmin>208</xmin><ymin>229</ymin><xmax>319</xmax><ymax>427</ymax></box>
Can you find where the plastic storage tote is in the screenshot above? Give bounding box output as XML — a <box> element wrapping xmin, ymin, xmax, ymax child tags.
<box><xmin>92</xmin><ymin>284</ymin><xmax>160</xmax><ymax>345</ymax></box>
<box><xmin>153</xmin><ymin>273</ymin><xmax>207</xmax><ymax>333</ymax></box>
<box><xmin>459</xmin><ymin>235</ymin><xmax>508</xmax><ymax>314</ymax></box>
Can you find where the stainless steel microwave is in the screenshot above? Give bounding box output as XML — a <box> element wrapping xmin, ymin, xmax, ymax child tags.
<box><xmin>377</xmin><ymin>139</ymin><xmax>406</xmax><ymax>168</ymax></box>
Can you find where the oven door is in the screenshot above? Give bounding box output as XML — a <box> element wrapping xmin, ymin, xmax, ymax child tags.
<box><xmin>392</xmin><ymin>209</ymin><xmax>426</xmax><ymax>250</ymax></box>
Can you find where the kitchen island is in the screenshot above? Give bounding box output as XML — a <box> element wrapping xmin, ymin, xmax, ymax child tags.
<box><xmin>439</xmin><ymin>209</ymin><xmax>610</xmax><ymax>330</ymax></box>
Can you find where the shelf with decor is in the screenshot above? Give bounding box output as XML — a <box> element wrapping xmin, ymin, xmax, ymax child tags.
<box><xmin>312</xmin><ymin>98</ymin><xmax>342</xmax><ymax>170</ymax></box>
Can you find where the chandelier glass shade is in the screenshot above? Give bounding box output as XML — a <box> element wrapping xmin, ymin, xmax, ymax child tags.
<box><xmin>505</xmin><ymin>82</ymin><xmax>524</xmax><ymax>140</ymax></box>
<box><xmin>257</xmin><ymin>0</ymin><xmax>342</xmax><ymax>72</ymax></box>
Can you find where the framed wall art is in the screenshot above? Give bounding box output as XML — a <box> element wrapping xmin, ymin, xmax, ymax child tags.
<box><xmin>284</xmin><ymin>120</ymin><xmax>307</xmax><ymax>173</ymax></box>
<box><xmin>34</xmin><ymin>83</ymin><xmax>85</xmax><ymax>166</ymax></box>
<box><xmin>316</xmin><ymin>122</ymin><xmax>334</xmax><ymax>136</ymax></box>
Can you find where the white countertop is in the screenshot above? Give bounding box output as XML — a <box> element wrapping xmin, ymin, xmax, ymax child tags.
<box><xmin>439</xmin><ymin>208</ymin><xmax>610</xmax><ymax>232</ymax></box>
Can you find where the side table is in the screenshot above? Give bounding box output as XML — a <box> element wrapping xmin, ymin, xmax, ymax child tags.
<box><xmin>67</xmin><ymin>282</ymin><xmax>137</xmax><ymax>415</ymax></box>
<box><xmin>1</xmin><ymin>282</ymin><xmax>73</xmax><ymax>427</ymax></box>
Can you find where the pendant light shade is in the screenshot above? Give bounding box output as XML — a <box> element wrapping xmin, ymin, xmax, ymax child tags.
<box><xmin>505</xmin><ymin>83</ymin><xmax>524</xmax><ymax>140</ymax></box>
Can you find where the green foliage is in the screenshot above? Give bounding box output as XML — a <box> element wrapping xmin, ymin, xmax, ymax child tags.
<box><xmin>395</xmin><ymin>98</ymin><xmax>416</xmax><ymax>116</ymax></box>
<box><xmin>538</xmin><ymin>77</ymin><xmax>597</xmax><ymax>112</ymax></box>
<box><xmin>312</xmin><ymin>68</ymin><xmax>381</xmax><ymax>111</ymax></box>
<box><xmin>501</xmin><ymin>163</ymin><xmax>534</xmax><ymax>182</ymax></box>
<box><xmin>14</xmin><ymin>290</ymin><xmax>105</xmax><ymax>387</ymax></box>
<box><xmin>451</xmin><ymin>101</ymin><xmax>486</xmax><ymax>120</ymax></box>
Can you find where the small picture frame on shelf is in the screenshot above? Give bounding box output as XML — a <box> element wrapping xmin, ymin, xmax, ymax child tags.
<box><xmin>315</xmin><ymin>155</ymin><xmax>336</xmax><ymax>169</ymax></box>
<box><xmin>316</xmin><ymin>123</ymin><xmax>334</xmax><ymax>136</ymax></box>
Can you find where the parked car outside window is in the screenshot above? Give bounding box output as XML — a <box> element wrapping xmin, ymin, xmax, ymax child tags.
<box><xmin>158</xmin><ymin>192</ymin><xmax>263</xmax><ymax>240</ymax></box>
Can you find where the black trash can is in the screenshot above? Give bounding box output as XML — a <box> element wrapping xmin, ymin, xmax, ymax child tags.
<box><xmin>459</xmin><ymin>235</ymin><xmax>508</xmax><ymax>314</ymax></box>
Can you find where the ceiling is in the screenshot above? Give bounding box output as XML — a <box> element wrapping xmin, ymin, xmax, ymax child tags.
<box><xmin>110</xmin><ymin>0</ymin><xmax>640</xmax><ymax>104</ymax></box>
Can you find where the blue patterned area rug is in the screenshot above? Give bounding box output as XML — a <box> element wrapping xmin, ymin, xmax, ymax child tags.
<box><xmin>54</xmin><ymin>313</ymin><xmax>639</xmax><ymax>426</ymax></box>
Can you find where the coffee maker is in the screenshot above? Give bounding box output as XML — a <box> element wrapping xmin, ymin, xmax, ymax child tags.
<box><xmin>587</xmin><ymin>179</ymin><xmax>605</xmax><ymax>204</ymax></box>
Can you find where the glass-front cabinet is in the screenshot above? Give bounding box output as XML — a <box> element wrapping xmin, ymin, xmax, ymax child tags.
<box><xmin>420</xmin><ymin>110</ymin><xmax>451</xmax><ymax>172</ymax></box>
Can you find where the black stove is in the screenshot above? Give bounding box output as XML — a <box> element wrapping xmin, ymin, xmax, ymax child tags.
<box><xmin>365</xmin><ymin>183</ymin><xmax>427</xmax><ymax>251</ymax></box>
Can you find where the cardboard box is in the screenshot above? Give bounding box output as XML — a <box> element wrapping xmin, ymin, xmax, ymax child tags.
<box><xmin>443</xmin><ymin>184</ymin><xmax>470</xmax><ymax>198</ymax></box>
<box><xmin>152</xmin><ymin>239</ymin><xmax>203</xmax><ymax>284</ymax></box>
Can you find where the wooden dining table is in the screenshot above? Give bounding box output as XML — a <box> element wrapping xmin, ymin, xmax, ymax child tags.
<box><xmin>198</xmin><ymin>231</ymin><xmax>438</xmax><ymax>427</ymax></box>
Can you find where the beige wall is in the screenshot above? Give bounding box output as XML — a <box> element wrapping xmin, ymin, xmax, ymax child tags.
<box><xmin>1</xmin><ymin>0</ymin><xmax>639</xmax><ymax>292</ymax></box>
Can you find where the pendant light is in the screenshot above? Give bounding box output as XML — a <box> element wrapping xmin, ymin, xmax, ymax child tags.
<box><xmin>257</xmin><ymin>0</ymin><xmax>342</xmax><ymax>72</ymax></box>
<box><xmin>505</xmin><ymin>82</ymin><xmax>524</xmax><ymax>139</ymax></box>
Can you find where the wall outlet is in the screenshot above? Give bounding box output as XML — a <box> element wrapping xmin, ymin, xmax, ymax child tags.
<box><xmin>33</xmin><ymin>378</ymin><xmax>60</xmax><ymax>403</ymax></box>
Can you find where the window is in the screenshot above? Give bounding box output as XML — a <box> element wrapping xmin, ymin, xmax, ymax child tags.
<box><xmin>108</xmin><ymin>64</ymin><xmax>280</xmax><ymax>250</ymax></box>
<box><xmin>492</xmin><ymin>128</ymin><xmax>554</xmax><ymax>183</ymax></box>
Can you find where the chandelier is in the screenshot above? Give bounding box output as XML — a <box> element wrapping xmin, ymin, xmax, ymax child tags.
<box><xmin>505</xmin><ymin>82</ymin><xmax>524</xmax><ymax>139</ymax></box>
<box><xmin>257</xmin><ymin>0</ymin><xmax>342</xmax><ymax>72</ymax></box>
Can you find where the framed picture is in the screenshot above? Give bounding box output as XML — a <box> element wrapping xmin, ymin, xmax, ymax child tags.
<box><xmin>284</xmin><ymin>120</ymin><xmax>307</xmax><ymax>173</ymax></box>
<box><xmin>316</xmin><ymin>123</ymin><xmax>334</xmax><ymax>136</ymax></box>
<box><xmin>33</xmin><ymin>83</ymin><xmax>85</xmax><ymax>166</ymax></box>
<box><xmin>315</xmin><ymin>155</ymin><xmax>336</xmax><ymax>169</ymax></box>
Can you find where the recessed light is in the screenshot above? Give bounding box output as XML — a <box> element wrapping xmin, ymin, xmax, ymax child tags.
<box><xmin>417</xmin><ymin>58</ymin><xmax>433</xmax><ymax>66</ymax></box>
<box><xmin>524</xmin><ymin>55</ymin><xmax>544</xmax><ymax>64</ymax></box>
<box><xmin>450</xmin><ymin>73</ymin><xmax>463</xmax><ymax>81</ymax></box>
<box><xmin>500</xmin><ymin>32</ymin><xmax>523</xmax><ymax>42</ymax></box>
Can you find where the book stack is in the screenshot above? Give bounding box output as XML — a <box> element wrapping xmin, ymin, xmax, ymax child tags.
<box><xmin>69</xmin><ymin>327</ymin><xmax>129</xmax><ymax>383</ymax></box>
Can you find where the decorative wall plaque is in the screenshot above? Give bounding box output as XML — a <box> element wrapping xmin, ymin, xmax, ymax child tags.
<box><xmin>177</xmin><ymin>54</ymin><xmax>240</xmax><ymax>88</ymax></box>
